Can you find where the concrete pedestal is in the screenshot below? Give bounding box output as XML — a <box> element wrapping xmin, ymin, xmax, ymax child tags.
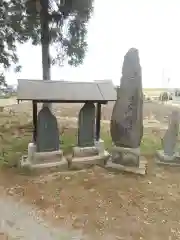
<box><xmin>73</xmin><ymin>146</ymin><xmax>99</xmax><ymax>158</ymax></box>
<box><xmin>70</xmin><ymin>139</ymin><xmax>110</xmax><ymax>169</ymax></box>
<box><xmin>111</xmin><ymin>146</ymin><xmax>140</xmax><ymax>167</ymax></box>
<box><xmin>155</xmin><ymin>150</ymin><xmax>180</xmax><ymax>166</ymax></box>
<box><xmin>20</xmin><ymin>143</ymin><xmax>67</xmax><ymax>169</ymax></box>
<box><xmin>106</xmin><ymin>145</ymin><xmax>147</xmax><ymax>175</ymax></box>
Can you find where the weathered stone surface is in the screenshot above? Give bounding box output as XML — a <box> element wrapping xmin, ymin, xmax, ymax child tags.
<box><xmin>162</xmin><ymin>110</ymin><xmax>179</xmax><ymax>156</ymax></box>
<box><xmin>78</xmin><ymin>102</ymin><xmax>95</xmax><ymax>147</ymax></box>
<box><xmin>112</xmin><ymin>146</ymin><xmax>140</xmax><ymax>155</ymax></box>
<box><xmin>36</xmin><ymin>106</ymin><xmax>60</xmax><ymax>152</ymax></box>
<box><xmin>110</xmin><ymin>48</ymin><xmax>143</xmax><ymax>148</ymax></box>
<box><xmin>156</xmin><ymin>151</ymin><xmax>180</xmax><ymax>166</ymax></box>
<box><xmin>105</xmin><ymin>157</ymin><xmax>147</xmax><ymax>175</ymax></box>
<box><xmin>20</xmin><ymin>153</ymin><xmax>67</xmax><ymax>169</ymax></box>
<box><xmin>69</xmin><ymin>151</ymin><xmax>110</xmax><ymax>170</ymax></box>
<box><xmin>156</xmin><ymin>150</ymin><xmax>176</xmax><ymax>162</ymax></box>
<box><xmin>73</xmin><ymin>146</ymin><xmax>99</xmax><ymax>158</ymax></box>
<box><xmin>111</xmin><ymin>147</ymin><xmax>140</xmax><ymax>167</ymax></box>
<box><xmin>34</xmin><ymin>150</ymin><xmax>63</xmax><ymax>163</ymax></box>
<box><xmin>27</xmin><ymin>143</ymin><xmax>36</xmax><ymax>163</ymax></box>
<box><xmin>94</xmin><ymin>139</ymin><xmax>105</xmax><ymax>155</ymax></box>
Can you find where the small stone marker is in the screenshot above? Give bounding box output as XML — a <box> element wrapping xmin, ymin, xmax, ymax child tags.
<box><xmin>78</xmin><ymin>102</ymin><xmax>95</xmax><ymax>147</ymax></box>
<box><xmin>162</xmin><ymin>110</ymin><xmax>179</xmax><ymax>156</ymax></box>
<box><xmin>156</xmin><ymin>110</ymin><xmax>180</xmax><ymax>166</ymax></box>
<box><xmin>36</xmin><ymin>106</ymin><xmax>60</xmax><ymax>152</ymax></box>
<box><xmin>72</xmin><ymin>103</ymin><xmax>108</xmax><ymax>168</ymax></box>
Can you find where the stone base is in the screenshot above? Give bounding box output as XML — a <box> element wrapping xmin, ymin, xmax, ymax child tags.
<box><xmin>69</xmin><ymin>150</ymin><xmax>110</xmax><ymax>170</ymax></box>
<box><xmin>156</xmin><ymin>150</ymin><xmax>180</xmax><ymax>166</ymax></box>
<box><xmin>111</xmin><ymin>146</ymin><xmax>140</xmax><ymax>167</ymax></box>
<box><xmin>73</xmin><ymin>139</ymin><xmax>105</xmax><ymax>158</ymax></box>
<box><xmin>105</xmin><ymin>157</ymin><xmax>147</xmax><ymax>175</ymax></box>
<box><xmin>21</xmin><ymin>155</ymin><xmax>68</xmax><ymax>169</ymax></box>
<box><xmin>20</xmin><ymin>140</ymin><xmax>110</xmax><ymax>170</ymax></box>
<box><xmin>73</xmin><ymin>146</ymin><xmax>99</xmax><ymax>158</ymax></box>
<box><xmin>20</xmin><ymin>143</ymin><xmax>67</xmax><ymax>169</ymax></box>
<box><xmin>94</xmin><ymin>139</ymin><xmax>105</xmax><ymax>155</ymax></box>
<box><xmin>69</xmin><ymin>139</ymin><xmax>109</xmax><ymax>169</ymax></box>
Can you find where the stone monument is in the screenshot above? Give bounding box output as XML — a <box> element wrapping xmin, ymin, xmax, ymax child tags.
<box><xmin>70</xmin><ymin>102</ymin><xmax>110</xmax><ymax>169</ymax></box>
<box><xmin>37</xmin><ymin>106</ymin><xmax>59</xmax><ymax>152</ymax></box>
<box><xmin>17</xmin><ymin>79</ymin><xmax>117</xmax><ymax>170</ymax></box>
<box><xmin>78</xmin><ymin>102</ymin><xmax>96</xmax><ymax>148</ymax></box>
<box><xmin>156</xmin><ymin>110</ymin><xmax>180</xmax><ymax>165</ymax></box>
<box><xmin>107</xmin><ymin>48</ymin><xmax>147</xmax><ymax>175</ymax></box>
<box><xmin>21</xmin><ymin>106</ymin><xmax>66</xmax><ymax>168</ymax></box>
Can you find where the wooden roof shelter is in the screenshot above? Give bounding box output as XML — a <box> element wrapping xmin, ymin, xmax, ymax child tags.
<box><xmin>17</xmin><ymin>79</ymin><xmax>116</xmax><ymax>103</ymax></box>
<box><xmin>17</xmin><ymin>79</ymin><xmax>117</xmax><ymax>142</ymax></box>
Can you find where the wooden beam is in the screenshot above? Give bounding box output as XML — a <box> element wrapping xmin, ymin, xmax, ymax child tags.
<box><xmin>32</xmin><ymin>101</ymin><xmax>37</xmax><ymax>143</ymax></box>
<box><xmin>95</xmin><ymin>103</ymin><xmax>101</xmax><ymax>141</ymax></box>
<box><xmin>17</xmin><ymin>99</ymin><xmax>108</xmax><ymax>104</ymax></box>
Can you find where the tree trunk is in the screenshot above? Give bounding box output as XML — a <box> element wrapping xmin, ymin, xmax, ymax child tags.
<box><xmin>40</xmin><ymin>0</ymin><xmax>51</xmax><ymax>108</ymax></box>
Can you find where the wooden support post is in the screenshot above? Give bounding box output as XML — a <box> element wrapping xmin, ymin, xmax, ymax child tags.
<box><xmin>32</xmin><ymin>101</ymin><xmax>37</xmax><ymax>143</ymax></box>
<box><xmin>96</xmin><ymin>103</ymin><xmax>101</xmax><ymax>141</ymax></box>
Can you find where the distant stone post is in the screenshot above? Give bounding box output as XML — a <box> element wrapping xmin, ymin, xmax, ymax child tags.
<box><xmin>156</xmin><ymin>110</ymin><xmax>180</xmax><ymax>165</ymax></box>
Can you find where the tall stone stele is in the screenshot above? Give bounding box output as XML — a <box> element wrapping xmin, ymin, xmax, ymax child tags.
<box><xmin>110</xmin><ymin>48</ymin><xmax>143</xmax><ymax>166</ymax></box>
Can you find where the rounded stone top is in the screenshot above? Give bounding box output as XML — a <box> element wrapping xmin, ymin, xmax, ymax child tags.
<box><xmin>122</xmin><ymin>48</ymin><xmax>141</xmax><ymax>78</ymax></box>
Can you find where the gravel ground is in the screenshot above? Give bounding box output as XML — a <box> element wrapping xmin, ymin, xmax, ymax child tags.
<box><xmin>1</xmin><ymin>98</ymin><xmax>180</xmax><ymax>239</ymax></box>
<box><xmin>0</xmin><ymin>190</ymin><xmax>84</xmax><ymax>240</ymax></box>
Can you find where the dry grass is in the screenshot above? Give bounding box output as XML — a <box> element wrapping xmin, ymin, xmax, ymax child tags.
<box><xmin>0</xmin><ymin>101</ymin><xmax>179</xmax><ymax>239</ymax></box>
<box><xmin>0</xmin><ymin>101</ymin><xmax>168</xmax><ymax>167</ymax></box>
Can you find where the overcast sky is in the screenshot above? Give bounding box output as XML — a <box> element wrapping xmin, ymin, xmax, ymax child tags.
<box><xmin>5</xmin><ymin>0</ymin><xmax>180</xmax><ymax>88</ymax></box>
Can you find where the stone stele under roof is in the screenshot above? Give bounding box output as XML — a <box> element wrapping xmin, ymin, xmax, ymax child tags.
<box><xmin>17</xmin><ymin>79</ymin><xmax>117</xmax><ymax>103</ymax></box>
